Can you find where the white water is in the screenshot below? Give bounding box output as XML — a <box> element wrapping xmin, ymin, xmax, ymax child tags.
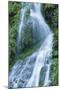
<box><xmin>17</xmin><ymin>8</ymin><xmax>26</xmax><ymax>52</ymax></box>
<box><xmin>9</xmin><ymin>3</ymin><xmax>53</xmax><ymax>88</ymax></box>
<box><xmin>26</xmin><ymin>34</ymin><xmax>53</xmax><ymax>87</ymax></box>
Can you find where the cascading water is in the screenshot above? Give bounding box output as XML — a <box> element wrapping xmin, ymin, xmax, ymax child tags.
<box><xmin>8</xmin><ymin>3</ymin><xmax>53</xmax><ymax>88</ymax></box>
<box><xmin>17</xmin><ymin>7</ymin><xmax>26</xmax><ymax>54</ymax></box>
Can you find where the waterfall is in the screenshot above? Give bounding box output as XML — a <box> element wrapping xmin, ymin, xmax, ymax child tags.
<box><xmin>9</xmin><ymin>3</ymin><xmax>53</xmax><ymax>88</ymax></box>
<box><xmin>17</xmin><ymin>7</ymin><xmax>26</xmax><ymax>54</ymax></box>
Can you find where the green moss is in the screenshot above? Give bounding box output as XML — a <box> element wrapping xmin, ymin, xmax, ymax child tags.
<box><xmin>19</xmin><ymin>42</ymin><xmax>40</xmax><ymax>59</ymax></box>
<box><xmin>19</xmin><ymin>47</ymin><xmax>35</xmax><ymax>59</ymax></box>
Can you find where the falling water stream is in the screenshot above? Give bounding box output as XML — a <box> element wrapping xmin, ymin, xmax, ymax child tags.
<box><xmin>9</xmin><ymin>3</ymin><xmax>53</xmax><ymax>88</ymax></box>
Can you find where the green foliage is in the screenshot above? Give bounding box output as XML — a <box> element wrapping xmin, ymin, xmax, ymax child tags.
<box><xmin>9</xmin><ymin>1</ymin><xmax>21</xmax><ymax>70</ymax></box>
<box><xmin>19</xmin><ymin>47</ymin><xmax>35</xmax><ymax>59</ymax></box>
<box><xmin>43</xmin><ymin>4</ymin><xmax>58</xmax><ymax>29</ymax></box>
<box><xmin>21</xmin><ymin>24</ymin><xmax>33</xmax><ymax>51</ymax></box>
<box><xmin>50</xmin><ymin>58</ymin><xmax>58</xmax><ymax>86</ymax></box>
<box><xmin>19</xmin><ymin>42</ymin><xmax>40</xmax><ymax>59</ymax></box>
